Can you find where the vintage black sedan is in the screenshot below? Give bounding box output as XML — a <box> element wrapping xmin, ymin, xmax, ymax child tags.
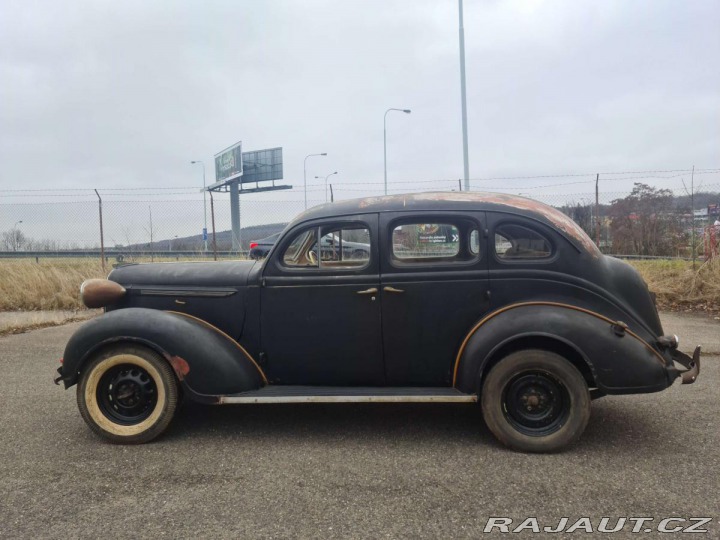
<box><xmin>56</xmin><ymin>192</ymin><xmax>700</xmax><ymax>452</ymax></box>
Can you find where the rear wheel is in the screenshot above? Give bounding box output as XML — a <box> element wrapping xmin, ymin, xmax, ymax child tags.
<box><xmin>481</xmin><ymin>349</ymin><xmax>590</xmax><ymax>453</ymax></box>
<box><xmin>77</xmin><ymin>345</ymin><xmax>179</xmax><ymax>444</ymax></box>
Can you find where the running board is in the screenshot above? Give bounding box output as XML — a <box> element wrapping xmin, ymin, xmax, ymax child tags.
<box><xmin>218</xmin><ymin>386</ymin><xmax>477</xmax><ymax>404</ymax></box>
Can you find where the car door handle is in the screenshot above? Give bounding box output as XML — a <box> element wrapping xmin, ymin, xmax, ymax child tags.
<box><xmin>383</xmin><ymin>286</ymin><xmax>404</xmax><ymax>293</ymax></box>
<box><xmin>356</xmin><ymin>288</ymin><xmax>378</xmax><ymax>295</ymax></box>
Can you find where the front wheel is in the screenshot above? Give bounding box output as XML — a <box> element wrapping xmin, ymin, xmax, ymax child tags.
<box><xmin>76</xmin><ymin>345</ymin><xmax>179</xmax><ymax>444</ymax></box>
<box><xmin>481</xmin><ymin>349</ymin><xmax>590</xmax><ymax>453</ymax></box>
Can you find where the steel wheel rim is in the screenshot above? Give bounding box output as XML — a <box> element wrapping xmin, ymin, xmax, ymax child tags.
<box><xmin>501</xmin><ymin>370</ymin><xmax>570</xmax><ymax>436</ymax></box>
<box><xmin>96</xmin><ymin>363</ymin><xmax>158</xmax><ymax>425</ymax></box>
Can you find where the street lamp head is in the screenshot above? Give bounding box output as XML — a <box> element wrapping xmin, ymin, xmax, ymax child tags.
<box><xmin>321</xmin><ymin>153</ymin><xmax>327</xmax><ymax>156</ymax></box>
<box><xmin>402</xmin><ymin>109</ymin><xmax>411</xmax><ymax>113</ymax></box>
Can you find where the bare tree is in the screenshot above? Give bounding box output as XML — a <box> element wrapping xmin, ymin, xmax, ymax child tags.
<box><xmin>2</xmin><ymin>228</ymin><xmax>27</xmax><ymax>251</ymax></box>
<box><xmin>608</xmin><ymin>183</ymin><xmax>688</xmax><ymax>256</ymax></box>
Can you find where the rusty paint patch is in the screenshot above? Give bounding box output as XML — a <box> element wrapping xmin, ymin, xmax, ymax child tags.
<box><xmin>297</xmin><ymin>191</ymin><xmax>601</xmax><ymax>257</ymax></box>
<box><xmin>410</xmin><ymin>192</ymin><xmax>601</xmax><ymax>256</ymax></box>
<box><xmin>167</xmin><ymin>355</ymin><xmax>190</xmax><ymax>380</ymax></box>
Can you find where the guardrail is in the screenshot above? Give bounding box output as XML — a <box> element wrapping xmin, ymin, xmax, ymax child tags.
<box><xmin>0</xmin><ymin>250</ymin><xmax>698</xmax><ymax>262</ymax></box>
<box><xmin>0</xmin><ymin>250</ymin><xmax>250</xmax><ymax>261</ymax></box>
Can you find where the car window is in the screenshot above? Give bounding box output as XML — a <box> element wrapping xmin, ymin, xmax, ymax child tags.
<box><xmin>283</xmin><ymin>228</ymin><xmax>319</xmax><ymax>267</ymax></box>
<box><xmin>316</xmin><ymin>225</ymin><xmax>371</xmax><ymax>268</ymax></box>
<box><xmin>282</xmin><ymin>225</ymin><xmax>371</xmax><ymax>269</ymax></box>
<box><xmin>494</xmin><ymin>223</ymin><xmax>552</xmax><ymax>260</ymax></box>
<box><xmin>469</xmin><ymin>229</ymin><xmax>481</xmax><ymax>255</ymax></box>
<box><xmin>392</xmin><ymin>223</ymin><xmax>461</xmax><ymax>261</ymax></box>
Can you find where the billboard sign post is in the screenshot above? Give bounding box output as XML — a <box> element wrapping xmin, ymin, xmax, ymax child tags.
<box><xmin>214</xmin><ymin>141</ymin><xmax>243</xmax><ymax>186</ymax></box>
<box><xmin>206</xmin><ymin>142</ymin><xmax>290</xmax><ymax>253</ymax></box>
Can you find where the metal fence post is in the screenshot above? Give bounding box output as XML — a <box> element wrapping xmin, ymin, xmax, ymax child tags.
<box><xmin>94</xmin><ymin>189</ymin><xmax>106</xmax><ymax>272</ymax></box>
<box><xmin>595</xmin><ymin>174</ymin><xmax>600</xmax><ymax>248</ymax></box>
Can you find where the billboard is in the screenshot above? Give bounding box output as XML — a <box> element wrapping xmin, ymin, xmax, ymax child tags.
<box><xmin>241</xmin><ymin>147</ymin><xmax>283</xmax><ymax>184</ymax></box>
<box><xmin>214</xmin><ymin>140</ymin><xmax>243</xmax><ymax>184</ymax></box>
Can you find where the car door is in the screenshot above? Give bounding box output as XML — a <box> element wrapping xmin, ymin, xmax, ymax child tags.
<box><xmin>260</xmin><ymin>213</ymin><xmax>384</xmax><ymax>385</ymax></box>
<box><xmin>380</xmin><ymin>211</ymin><xmax>490</xmax><ymax>386</ymax></box>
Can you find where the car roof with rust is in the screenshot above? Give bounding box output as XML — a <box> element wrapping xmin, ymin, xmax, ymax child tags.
<box><xmin>290</xmin><ymin>191</ymin><xmax>599</xmax><ymax>255</ymax></box>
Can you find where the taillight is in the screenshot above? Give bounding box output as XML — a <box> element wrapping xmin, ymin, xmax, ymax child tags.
<box><xmin>249</xmin><ymin>242</ymin><xmax>258</xmax><ymax>249</ymax></box>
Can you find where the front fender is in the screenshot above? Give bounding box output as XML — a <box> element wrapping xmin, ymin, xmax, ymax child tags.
<box><xmin>58</xmin><ymin>308</ymin><xmax>266</xmax><ymax>400</ymax></box>
<box><xmin>453</xmin><ymin>303</ymin><xmax>670</xmax><ymax>395</ymax></box>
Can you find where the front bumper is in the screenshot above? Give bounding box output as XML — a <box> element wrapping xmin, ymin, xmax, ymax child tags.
<box><xmin>667</xmin><ymin>345</ymin><xmax>701</xmax><ymax>385</ymax></box>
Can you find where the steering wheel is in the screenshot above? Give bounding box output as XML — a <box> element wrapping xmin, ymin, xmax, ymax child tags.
<box><xmin>307</xmin><ymin>249</ymin><xmax>318</xmax><ymax>265</ymax></box>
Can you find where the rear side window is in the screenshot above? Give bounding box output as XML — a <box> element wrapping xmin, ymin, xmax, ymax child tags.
<box><xmin>392</xmin><ymin>223</ymin><xmax>460</xmax><ymax>261</ymax></box>
<box><xmin>494</xmin><ymin>223</ymin><xmax>552</xmax><ymax>260</ymax></box>
<box><xmin>391</xmin><ymin>220</ymin><xmax>484</xmax><ymax>265</ymax></box>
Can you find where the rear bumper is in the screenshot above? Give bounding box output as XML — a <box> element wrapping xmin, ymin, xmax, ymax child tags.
<box><xmin>667</xmin><ymin>345</ymin><xmax>701</xmax><ymax>385</ymax></box>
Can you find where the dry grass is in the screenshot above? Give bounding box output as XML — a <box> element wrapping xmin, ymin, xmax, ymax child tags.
<box><xmin>1</xmin><ymin>257</ymin><xmax>719</xmax><ymax>314</ymax></box>
<box><xmin>0</xmin><ymin>259</ymin><xmax>105</xmax><ymax>311</ymax></box>
<box><xmin>629</xmin><ymin>259</ymin><xmax>720</xmax><ymax>313</ymax></box>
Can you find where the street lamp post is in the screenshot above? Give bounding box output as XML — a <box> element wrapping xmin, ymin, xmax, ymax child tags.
<box><xmin>458</xmin><ymin>0</ymin><xmax>470</xmax><ymax>191</ymax></box>
<box><xmin>383</xmin><ymin>108</ymin><xmax>411</xmax><ymax>195</ymax></box>
<box><xmin>315</xmin><ymin>172</ymin><xmax>338</xmax><ymax>203</ymax></box>
<box><xmin>190</xmin><ymin>160</ymin><xmax>208</xmax><ymax>252</ymax></box>
<box><xmin>304</xmin><ymin>153</ymin><xmax>327</xmax><ymax>210</ymax></box>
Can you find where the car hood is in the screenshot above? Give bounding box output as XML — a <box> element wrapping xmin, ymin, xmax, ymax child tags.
<box><xmin>108</xmin><ymin>260</ymin><xmax>257</xmax><ymax>288</ymax></box>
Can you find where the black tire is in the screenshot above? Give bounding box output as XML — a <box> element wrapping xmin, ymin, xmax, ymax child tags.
<box><xmin>481</xmin><ymin>349</ymin><xmax>590</xmax><ymax>453</ymax></box>
<box><xmin>76</xmin><ymin>344</ymin><xmax>179</xmax><ymax>444</ymax></box>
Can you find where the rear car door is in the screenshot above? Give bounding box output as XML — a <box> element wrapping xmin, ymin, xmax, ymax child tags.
<box><xmin>379</xmin><ymin>211</ymin><xmax>490</xmax><ymax>386</ymax></box>
<box><xmin>260</xmin><ymin>213</ymin><xmax>384</xmax><ymax>385</ymax></box>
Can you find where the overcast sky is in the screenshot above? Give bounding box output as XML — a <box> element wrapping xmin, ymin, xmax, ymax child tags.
<box><xmin>1</xmin><ymin>0</ymin><xmax>719</xmax><ymax>209</ymax></box>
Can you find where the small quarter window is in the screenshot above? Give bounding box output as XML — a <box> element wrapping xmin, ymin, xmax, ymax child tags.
<box><xmin>494</xmin><ymin>223</ymin><xmax>552</xmax><ymax>260</ymax></box>
<box><xmin>469</xmin><ymin>229</ymin><xmax>481</xmax><ymax>255</ymax></box>
<box><xmin>392</xmin><ymin>223</ymin><xmax>460</xmax><ymax>261</ymax></box>
<box><xmin>283</xmin><ymin>228</ymin><xmax>318</xmax><ymax>267</ymax></box>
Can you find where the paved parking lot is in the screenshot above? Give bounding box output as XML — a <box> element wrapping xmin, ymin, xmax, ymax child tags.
<box><xmin>0</xmin><ymin>314</ymin><xmax>718</xmax><ymax>538</ymax></box>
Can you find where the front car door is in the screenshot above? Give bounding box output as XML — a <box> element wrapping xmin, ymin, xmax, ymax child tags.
<box><xmin>380</xmin><ymin>211</ymin><xmax>490</xmax><ymax>386</ymax></box>
<box><xmin>260</xmin><ymin>213</ymin><xmax>384</xmax><ymax>385</ymax></box>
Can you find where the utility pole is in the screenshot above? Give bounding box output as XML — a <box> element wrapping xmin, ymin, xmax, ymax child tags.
<box><xmin>458</xmin><ymin>0</ymin><xmax>470</xmax><ymax>191</ymax></box>
<box><xmin>682</xmin><ymin>167</ymin><xmax>697</xmax><ymax>269</ymax></box>
<box><xmin>691</xmin><ymin>166</ymin><xmax>696</xmax><ymax>270</ymax></box>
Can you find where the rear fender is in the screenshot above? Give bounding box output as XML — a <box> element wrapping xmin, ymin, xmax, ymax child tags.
<box><xmin>59</xmin><ymin>308</ymin><xmax>266</xmax><ymax>401</ymax></box>
<box><xmin>453</xmin><ymin>304</ymin><xmax>669</xmax><ymax>395</ymax></box>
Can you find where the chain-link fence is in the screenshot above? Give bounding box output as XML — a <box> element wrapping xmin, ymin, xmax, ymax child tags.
<box><xmin>2</xmin><ymin>168</ymin><xmax>719</xmax><ymax>262</ymax></box>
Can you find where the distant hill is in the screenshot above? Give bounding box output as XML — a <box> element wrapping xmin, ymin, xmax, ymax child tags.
<box><xmin>125</xmin><ymin>222</ymin><xmax>287</xmax><ymax>251</ymax></box>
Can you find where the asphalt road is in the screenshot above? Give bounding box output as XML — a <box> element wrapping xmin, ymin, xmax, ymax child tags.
<box><xmin>0</xmin><ymin>314</ymin><xmax>718</xmax><ymax>538</ymax></box>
